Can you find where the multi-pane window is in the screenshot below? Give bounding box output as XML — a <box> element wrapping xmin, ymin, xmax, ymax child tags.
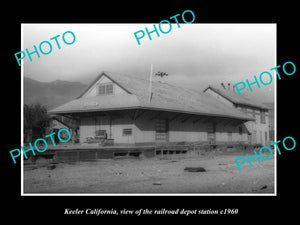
<box><xmin>98</xmin><ymin>83</ymin><xmax>114</xmax><ymax>96</ymax></box>
<box><xmin>260</xmin><ymin>111</ymin><xmax>266</xmax><ymax>124</ymax></box>
<box><xmin>98</xmin><ymin>85</ymin><xmax>106</xmax><ymax>95</ymax></box>
<box><xmin>106</xmin><ymin>84</ymin><xmax>113</xmax><ymax>95</ymax></box>
<box><xmin>247</xmin><ymin>108</ymin><xmax>253</xmax><ymax>116</ymax></box>
<box><xmin>122</xmin><ymin>128</ymin><xmax>132</xmax><ymax>136</ymax></box>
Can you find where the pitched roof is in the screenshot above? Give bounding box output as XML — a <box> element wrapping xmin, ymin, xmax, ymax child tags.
<box><xmin>203</xmin><ymin>85</ymin><xmax>269</xmax><ymax>110</ymax></box>
<box><xmin>49</xmin><ymin>71</ymin><xmax>254</xmax><ymax>121</ymax></box>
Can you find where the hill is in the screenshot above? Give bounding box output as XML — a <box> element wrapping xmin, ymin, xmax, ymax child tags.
<box><xmin>24</xmin><ymin>77</ymin><xmax>88</xmax><ymax>110</ymax></box>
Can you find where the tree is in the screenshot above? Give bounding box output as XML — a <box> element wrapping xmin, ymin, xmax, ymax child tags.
<box><xmin>24</xmin><ymin>103</ymin><xmax>50</xmax><ymax>140</ymax></box>
<box><xmin>24</xmin><ymin>104</ymin><xmax>32</xmax><ymax>131</ymax></box>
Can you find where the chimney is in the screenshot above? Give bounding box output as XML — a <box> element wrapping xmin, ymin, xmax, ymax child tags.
<box><xmin>221</xmin><ymin>83</ymin><xmax>226</xmax><ymax>89</ymax></box>
<box><xmin>228</xmin><ymin>83</ymin><xmax>230</xmax><ymax>90</ymax></box>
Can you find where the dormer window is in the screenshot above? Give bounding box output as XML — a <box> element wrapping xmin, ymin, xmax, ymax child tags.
<box><xmin>98</xmin><ymin>83</ymin><xmax>114</xmax><ymax>96</ymax></box>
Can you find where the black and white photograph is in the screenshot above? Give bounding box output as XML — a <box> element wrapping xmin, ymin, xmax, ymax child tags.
<box><xmin>4</xmin><ymin>4</ymin><xmax>298</xmax><ymax>221</ymax></box>
<box><xmin>21</xmin><ymin>23</ymin><xmax>276</xmax><ymax>194</ymax></box>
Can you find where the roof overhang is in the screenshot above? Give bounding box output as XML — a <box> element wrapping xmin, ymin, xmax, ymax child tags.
<box><xmin>48</xmin><ymin>105</ymin><xmax>254</xmax><ymax>122</ymax></box>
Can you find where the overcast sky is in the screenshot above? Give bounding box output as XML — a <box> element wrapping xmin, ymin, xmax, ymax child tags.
<box><xmin>22</xmin><ymin>23</ymin><xmax>276</xmax><ymax>102</ymax></box>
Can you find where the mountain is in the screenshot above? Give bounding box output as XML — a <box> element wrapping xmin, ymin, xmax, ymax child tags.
<box><xmin>24</xmin><ymin>77</ymin><xmax>88</xmax><ymax>110</ymax></box>
<box><xmin>24</xmin><ymin>76</ymin><xmax>274</xmax><ymax>112</ymax></box>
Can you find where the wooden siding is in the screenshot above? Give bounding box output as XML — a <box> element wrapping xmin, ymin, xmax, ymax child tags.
<box><xmin>78</xmin><ymin>111</ymin><xmax>254</xmax><ymax>145</ymax></box>
<box><xmin>205</xmin><ymin>87</ymin><xmax>270</xmax><ymax>146</ymax></box>
<box><xmin>168</xmin><ymin>119</ymin><xmax>207</xmax><ymax>143</ymax></box>
<box><xmin>80</xmin><ymin>116</ymin><xmax>135</xmax><ymax>144</ymax></box>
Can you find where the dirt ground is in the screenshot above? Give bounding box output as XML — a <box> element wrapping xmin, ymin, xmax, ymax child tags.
<box><xmin>23</xmin><ymin>150</ymin><xmax>275</xmax><ymax>194</ymax></box>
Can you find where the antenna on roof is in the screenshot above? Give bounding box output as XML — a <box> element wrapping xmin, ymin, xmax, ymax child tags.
<box><xmin>221</xmin><ymin>83</ymin><xmax>226</xmax><ymax>89</ymax></box>
<box><xmin>148</xmin><ymin>64</ymin><xmax>153</xmax><ymax>103</ymax></box>
<box><xmin>155</xmin><ymin>71</ymin><xmax>168</xmax><ymax>77</ymax></box>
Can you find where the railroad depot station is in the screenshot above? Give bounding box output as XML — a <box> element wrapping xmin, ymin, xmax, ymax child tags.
<box><xmin>46</xmin><ymin>71</ymin><xmax>271</xmax><ymax>161</ymax></box>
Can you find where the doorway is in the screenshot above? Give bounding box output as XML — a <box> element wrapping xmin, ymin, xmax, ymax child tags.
<box><xmin>155</xmin><ymin>119</ymin><xmax>169</xmax><ymax>142</ymax></box>
<box><xmin>207</xmin><ymin>122</ymin><xmax>216</xmax><ymax>144</ymax></box>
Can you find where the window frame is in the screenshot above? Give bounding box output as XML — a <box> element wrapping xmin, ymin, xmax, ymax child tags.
<box><xmin>260</xmin><ymin>110</ymin><xmax>266</xmax><ymax>124</ymax></box>
<box><xmin>97</xmin><ymin>83</ymin><xmax>114</xmax><ymax>96</ymax></box>
<box><xmin>122</xmin><ymin>128</ymin><xmax>133</xmax><ymax>136</ymax></box>
<box><xmin>105</xmin><ymin>83</ymin><xmax>114</xmax><ymax>95</ymax></box>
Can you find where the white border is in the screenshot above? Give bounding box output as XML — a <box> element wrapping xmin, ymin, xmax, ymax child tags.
<box><xmin>21</xmin><ymin>23</ymin><xmax>24</xmax><ymax>195</ymax></box>
<box><xmin>274</xmin><ymin>23</ymin><xmax>277</xmax><ymax>196</ymax></box>
<box><xmin>20</xmin><ymin>23</ymin><xmax>277</xmax><ymax>196</ymax></box>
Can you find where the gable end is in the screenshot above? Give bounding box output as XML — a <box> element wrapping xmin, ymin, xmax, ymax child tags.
<box><xmin>77</xmin><ymin>72</ymin><xmax>132</xmax><ymax>99</ymax></box>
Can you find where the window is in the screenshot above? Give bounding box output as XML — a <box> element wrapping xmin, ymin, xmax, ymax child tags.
<box><xmin>98</xmin><ymin>83</ymin><xmax>114</xmax><ymax>96</ymax></box>
<box><xmin>260</xmin><ymin>111</ymin><xmax>266</xmax><ymax>124</ymax></box>
<box><xmin>106</xmin><ymin>84</ymin><xmax>113</xmax><ymax>95</ymax></box>
<box><xmin>95</xmin><ymin>129</ymin><xmax>107</xmax><ymax>137</ymax></box>
<box><xmin>265</xmin><ymin>131</ymin><xmax>268</xmax><ymax>143</ymax></box>
<box><xmin>98</xmin><ymin>85</ymin><xmax>106</xmax><ymax>95</ymax></box>
<box><xmin>239</xmin><ymin>126</ymin><xmax>243</xmax><ymax>135</ymax></box>
<box><xmin>247</xmin><ymin>108</ymin><xmax>252</xmax><ymax>116</ymax></box>
<box><xmin>228</xmin><ymin>131</ymin><xmax>232</xmax><ymax>142</ymax></box>
<box><xmin>252</xmin><ymin>109</ymin><xmax>256</xmax><ymax>123</ymax></box>
<box><xmin>123</xmin><ymin>128</ymin><xmax>132</xmax><ymax>136</ymax></box>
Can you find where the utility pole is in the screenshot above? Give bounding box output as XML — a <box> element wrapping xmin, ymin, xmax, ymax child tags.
<box><xmin>149</xmin><ymin>64</ymin><xmax>153</xmax><ymax>103</ymax></box>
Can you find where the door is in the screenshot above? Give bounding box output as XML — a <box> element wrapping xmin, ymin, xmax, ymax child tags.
<box><xmin>207</xmin><ymin>122</ymin><xmax>216</xmax><ymax>144</ymax></box>
<box><xmin>155</xmin><ymin>119</ymin><xmax>169</xmax><ymax>142</ymax></box>
<box><xmin>248</xmin><ymin>134</ymin><xmax>252</xmax><ymax>144</ymax></box>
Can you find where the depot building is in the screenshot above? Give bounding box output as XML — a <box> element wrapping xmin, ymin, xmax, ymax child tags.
<box><xmin>49</xmin><ymin>71</ymin><xmax>270</xmax><ymax>146</ymax></box>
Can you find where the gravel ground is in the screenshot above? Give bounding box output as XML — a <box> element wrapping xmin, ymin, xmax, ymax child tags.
<box><xmin>23</xmin><ymin>150</ymin><xmax>275</xmax><ymax>194</ymax></box>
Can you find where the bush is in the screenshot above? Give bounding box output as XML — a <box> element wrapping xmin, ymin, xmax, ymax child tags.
<box><xmin>24</xmin><ymin>103</ymin><xmax>50</xmax><ymax>141</ymax></box>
